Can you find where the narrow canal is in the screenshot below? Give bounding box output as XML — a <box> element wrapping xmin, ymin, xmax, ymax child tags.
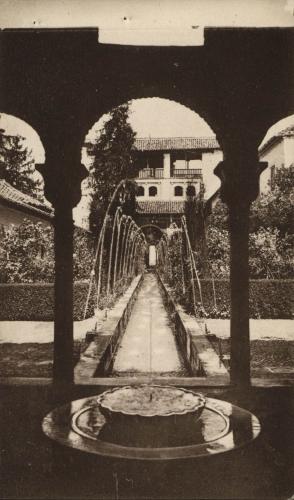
<box><xmin>112</xmin><ymin>273</ymin><xmax>188</xmax><ymax>377</ymax></box>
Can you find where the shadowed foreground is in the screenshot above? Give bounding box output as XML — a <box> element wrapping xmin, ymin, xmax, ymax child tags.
<box><xmin>1</xmin><ymin>383</ymin><xmax>293</xmax><ymax>499</ymax></box>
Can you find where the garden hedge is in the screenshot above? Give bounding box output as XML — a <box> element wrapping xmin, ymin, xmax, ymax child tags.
<box><xmin>0</xmin><ymin>279</ymin><xmax>293</xmax><ymax>321</ymax></box>
<box><xmin>0</xmin><ymin>281</ymin><xmax>95</xmax><ymax>321</ymax></box>
<box><xmin>190</xmin><ymin>279</ymin><xmax>294</xmax><ymax>319</ymax></box>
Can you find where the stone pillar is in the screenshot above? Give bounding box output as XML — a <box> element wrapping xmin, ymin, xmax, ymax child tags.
<box><xmin>37</xmin><ymin>159</ymin><xmax>88</xmax><ymax>383</ymax></box>
<box><xmin>163</xmin><ymin>153</ymin><xmax>171</xmax><ymax>178</ymax></box>
<box><xmin>53</xmin><ymin>205</ymin><xmax>74</xmax><ymax>382</ymax></box>
<box><xmin>185</xmin><ymin>153</ymin><xmax>190</xmax><ymax>170</ymax></box>
<box><xmin>215</xmin><ymin>154</ymin><xmax>267</xmax><ymax>387</ymax></box>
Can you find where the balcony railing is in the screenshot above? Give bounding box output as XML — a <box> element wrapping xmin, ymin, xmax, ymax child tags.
<box><xmin>173</xmin><ymin>169</ymin><xmax>202</xmax><ymax>178</ymax></box>
<box><xmin>137</xmin><ymin>168</ymin><xmax>202</xmax><ymax>179</ymax></box>
<box><xmin>138</xmin><ymin>168</ymin><xmax>164</xmax><ymax>179</ymax></box>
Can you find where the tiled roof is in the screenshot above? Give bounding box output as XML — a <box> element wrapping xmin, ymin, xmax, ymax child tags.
<box><xmin>0</xmin><ymin>180</ymin><xmax>53</xmax><ymax>219</ymax></box>
<box><xmin>259</xmin><ymin>125</ymin><xmax>294</xmax><ymax>155</ymax></box>
<box><xmin>136</xmin><ymin>200</ymin><xmax>185</xmax><ymax>214</ymax></box>
<box><xmin>133</xmin><ymin>137</ymin><xmax>220</xmax><ymax>151</ymax></box>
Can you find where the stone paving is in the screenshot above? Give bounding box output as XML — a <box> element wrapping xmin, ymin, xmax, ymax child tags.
<box><xmin>0</xmin><ymin>316</ymin><xmax>96</xmax><ymax>344</ymax></box>
<box><xmin>206</xmin><ymin>319</ymin><xmax>293</xmax><ymax>341</ymax></box>
<box><xmin>112</xmin><ymin>273</ymin><xmax>188</xmax><ymax>376</ymax></box>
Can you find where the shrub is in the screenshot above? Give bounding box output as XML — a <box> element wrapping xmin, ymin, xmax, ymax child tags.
<box><xmin>0</xmin><ymin>281</ymin><xmax>94</xmax><ymax>321</ymax></box>
<box><xmin>184</xmin><ymin>279</ymin><xmax>294</xmax><ymax>319</ymax></box>
<box><xmin>0</xmin><ymin>276</ymin><xmax>138</xmax><ymax>321</ymax></box>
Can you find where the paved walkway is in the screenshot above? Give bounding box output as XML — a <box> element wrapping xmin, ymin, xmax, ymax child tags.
<box><xmin>112</xmin><ymin>273</ymin><xmax>187</xmax><ymax>376</ymax></box>
<box><xmin>0</xmin><ymin>317</ymin><xmax>96</xmax><ymax>343</ymax></box>
<box><xmin>206</xmin><ymin>319</ymin><xmax>293</xmax><ymax>341</ymax></box>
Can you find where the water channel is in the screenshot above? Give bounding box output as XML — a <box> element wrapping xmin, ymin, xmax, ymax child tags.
<box><xmin>112</xmin><ymin>273</ymin><xmax>188</xmax><ymax>377</ymax></box>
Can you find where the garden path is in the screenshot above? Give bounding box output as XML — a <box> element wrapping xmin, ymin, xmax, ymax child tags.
<box><xmin>206</xmin><ymin>319</ymin><xmax>293</xmax><ymax>341</ymax></box>
<box><xmin>0</xmin><ymin>316</ymin><xmax>96</xmax><ymax>343</ymax></box>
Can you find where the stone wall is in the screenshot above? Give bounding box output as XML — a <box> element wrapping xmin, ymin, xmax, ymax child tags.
<box><xmin>156</xmin><ymin>272</ymin><xmax>229</xmax><ymax>381</ymax></box>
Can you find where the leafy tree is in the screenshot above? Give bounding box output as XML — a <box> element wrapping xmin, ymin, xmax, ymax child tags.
<box><xmin>207</xmin><ymin>167</ymin><xmax>294</xmax><ymax>235</ymax></box>
<box><xmin>73</xmin><ymin>227</ymin><xmax>94</xmax><ymax>280</ymax></box>
<box><xmin>206</xmin><ymin>226</ymin><xmax>230</xmax><ymax>278</ymax></box>
<box><xmin>0</xmin><ymin>129</ymin><xmax>42</xmax><ymax>199</ymax></box>
<box><xmin>251</xmin><ymin>166</ymin><xmax>294</xmax><ymax>235</ymax></box>
<box><xmin>249</xmin><ymin>227</ymin><xmax>293</xmax><ymax>279</ymax></box>
<box><xmin>206</xmin><ymin>199</ymin><xmax>229</xmax><ymax>231</ymax></box>
<box><xmin>185</xmin><ymin>193</ymin><xmax>209</xmax><ymax>276</ymax></box>
<box><xmin>87</xmin><ymin>103</ymin><xmax>137</xmax><ymax>234</ymax></box>
<box><xmin>0</xmin><ymin>221</ymin><xmax>54</xmax><ymax>283</ymax></box>
<box><xmin>205</xmin><ymin>167</ymin><xmax>294</xmax><ymax>279</ymax></box>
<box><xmin>0</xmin><ymin>220</ymin><xmax>94</xmax><ymax>283</ymax></box>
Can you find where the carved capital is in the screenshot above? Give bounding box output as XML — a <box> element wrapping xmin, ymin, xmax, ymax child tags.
<box><xmin>214</xmin><ymin>158</ymin><xmax>267</xmax><ymax>208</ymax></box>
<box><xmin>36</xmin><ymin>161</ymin><xmax>88</xmax><ymax>209</ymax></box>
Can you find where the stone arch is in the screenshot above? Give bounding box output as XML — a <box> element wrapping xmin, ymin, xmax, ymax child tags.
<box><xmin>140</xmin><ymin>224</ymin><xmax>163</xmax><ymax>245</ymax></box>
<box><xmin>2</xmin><ymin>28</ymin><xmax>292</xmax><ymax>386</ymax></box>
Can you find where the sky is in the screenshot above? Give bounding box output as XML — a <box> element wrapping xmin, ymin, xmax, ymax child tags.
<box><xmin>86</xmin><ymin>98</ymin><xmax>214</xmax><ymax>138</ymax></box>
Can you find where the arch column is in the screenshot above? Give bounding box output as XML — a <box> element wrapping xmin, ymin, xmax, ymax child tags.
<box><xmin>215</xmin><ymin>151</ymin><xmax>267</xmax><ymax>387</ymax></box>
<box><xmin>37</xmin><ymin>158</ymin><xmax>88</xmax><ymax>383</ymax></box>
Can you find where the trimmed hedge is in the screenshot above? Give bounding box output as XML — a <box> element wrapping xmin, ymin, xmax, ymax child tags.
<box><xmin>0</xmin><ymin>279</ymin><xmax>293</xmax><ymax>321</ymax></box>
<box><xmin>190</xmin><ymin>279</ymin><xmax>294</xmax><ymax>319</ymax></box>
<box><xmin>0</xmin><ymin>281</ymin><xmax>94</xmax><ymax>321</ymax></box>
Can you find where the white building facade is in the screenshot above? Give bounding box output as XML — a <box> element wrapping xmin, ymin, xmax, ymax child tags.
<box><xmin>133</xmin><ymin>137</ymin><xmax>222</xmax><ymax>202</ymax></box>
<box><xmin>77</xmin><ymin>136</ymin><xmax>223</xmax><ymax>231</ymax></box>
<box><xmin>259</xmin><ymin>126</ymin><xmax>294</xmax><ymax>193</ymax></box>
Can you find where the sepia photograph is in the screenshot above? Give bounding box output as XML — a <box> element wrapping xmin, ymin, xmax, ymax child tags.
<box><xmin>0</xmin><ymin>0</ymin><xmax>293</xmax><ymax>498</ymax></box>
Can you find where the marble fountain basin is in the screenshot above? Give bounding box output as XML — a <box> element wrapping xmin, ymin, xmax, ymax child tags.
<box><xmin>43</xmin><ymin>386</ymin><xmax>261</xmax><ymax>460</ymax></box>
<box><xmin>95</xmin><ymin>385</ymin><xmax>207</xmax><ymax>447</ymax></box>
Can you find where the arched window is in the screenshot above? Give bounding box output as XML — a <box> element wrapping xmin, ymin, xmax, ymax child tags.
<box><xmin>186</xmin><ymin>185</ymin><xmax>196</xmax><ymax>197</ymax></box>
<box><xmin>149</xmin><ymin>186</ymin><xmax>158</xmax><ymax>197</ymax></box>
<box><xmin>174</xmin><ymin>186</ymin><xmax>183</xmax><ymax>197</ymax></box>
<box><xmin>137</xmin><ymin>185</ymin><xmax>145</xmax><ymax>197</ymax></box>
